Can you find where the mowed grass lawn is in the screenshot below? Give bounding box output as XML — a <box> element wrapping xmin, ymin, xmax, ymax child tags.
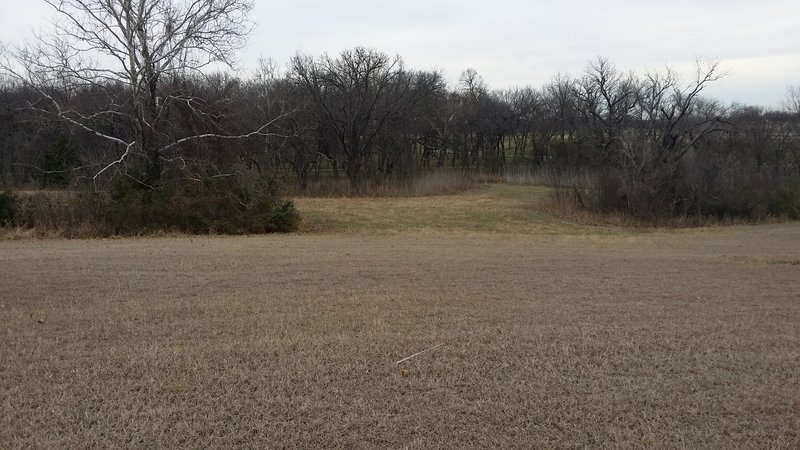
<box><xmin>1</xmin><ymin>185</ymin><xmax>799</xmax><ymax>447</ymax></box>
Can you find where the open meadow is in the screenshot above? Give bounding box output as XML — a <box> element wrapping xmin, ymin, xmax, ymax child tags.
<box><xmin>2</xmin><ymin>185</ymin><xmax>799</xmax><ymax>447</ymax></box>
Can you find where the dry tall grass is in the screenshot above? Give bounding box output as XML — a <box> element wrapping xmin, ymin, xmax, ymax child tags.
<box><xmin>283</xmin><ymin>170</ymin><xmax>473</xmax><ymax>198</ymax></box>
<box><xmin>503</xmin><ymin>166</ymin><xmax>597</xmax><ymax>188</ymax></box>
<box><xmin>4</xmin><ymin>190</ymin><xmax>108</xmax><ymax>238</ymax></box>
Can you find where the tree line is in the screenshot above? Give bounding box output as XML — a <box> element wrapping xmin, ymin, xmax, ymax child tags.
<box><xmin>1</xmin><ymin>0</ymin><xmax>798</xmax><ymax>232</ymax></box>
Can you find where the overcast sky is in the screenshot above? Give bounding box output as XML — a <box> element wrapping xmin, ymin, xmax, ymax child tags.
<box><xmin>1</xmin><ymin>0</ymin><xmax>797</xmax><ymax>107</ymax></box>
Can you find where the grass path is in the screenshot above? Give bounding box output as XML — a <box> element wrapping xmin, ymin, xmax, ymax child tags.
<box><xmin>294</xmin><ymin>184</ymin><xmax>615</xmax><ymax>234</ymax></box>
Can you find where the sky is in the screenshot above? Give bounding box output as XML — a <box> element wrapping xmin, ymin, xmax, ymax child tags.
<box><xmin>0</xmin><ymin>0</ymin><xmax>798</xmax><ymax>108</ymax></box>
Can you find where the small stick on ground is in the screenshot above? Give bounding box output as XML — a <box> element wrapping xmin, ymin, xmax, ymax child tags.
<box><xmin>395</xmin><ymin>343</ymin><xmax>445</xmax><ymax>365</ymax></box>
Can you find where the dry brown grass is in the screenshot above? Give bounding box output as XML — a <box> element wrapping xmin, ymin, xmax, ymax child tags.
<box><xmin>2</xmin><ymin>190</ymin><xmax>108</xmax><ymax>239</ymax></box>
<box><xmin>503</xmin><ymin>166</ymin><xmax>597</xmax><ymax>188</ymax></box>
<box><xmin>2</xmin><ymin>223</ymin><xmax>799</xmax><ymax>447</ymax></box>
<box><xmin>282</xmin><ymin>171</ymin><xmax>473</xmax><ymax>198</ymax></box>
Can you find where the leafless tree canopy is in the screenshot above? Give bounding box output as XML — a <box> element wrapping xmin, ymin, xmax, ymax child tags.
<box><xmin>2</xmin><ymin>0</ymin><xmax>264</xmax><ymax>187</ymax></box>
<box><xmin>290</xmin><ymin>48</ymin><xmax>446</xmax><ymax>189</ymax></box>
<box><xmin>787</xmin><ymin>86</ymin><xmax>800</xmax><ymax>117</ymax></box>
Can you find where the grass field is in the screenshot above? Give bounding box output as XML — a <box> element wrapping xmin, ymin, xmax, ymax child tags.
<box><xmin>294</xmin><ymin>184</ymin><xmax>614</xmax><ymax>234</ymax></box>
<box><xmin>2</xmin><ymin>185</ymin><xmax>799</xmax><ymax>447</ymax></box>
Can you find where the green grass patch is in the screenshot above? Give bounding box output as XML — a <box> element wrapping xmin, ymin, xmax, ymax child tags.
<box><xmin>295</xmin><ymin>183</ymin><xmax>626</xmax><ymax>234</ymax></box>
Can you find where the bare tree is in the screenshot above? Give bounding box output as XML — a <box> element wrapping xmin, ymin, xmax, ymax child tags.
<box><xmin>247</xmin><ymin>60</ymin><xmax>322</xmax><ymax>189</ymax></box>
<box><xmin>543</xmin><ymin>73</ymin><xmax>578</xmax><ymax>142</ymax></box>
<box><xmin>625</xmin><ymin>60</ymin><xmax>727</xmax><ymax>172</ymax></box>
<box><xmin>1</xmin><ymin>0</ymin><xmax>284</xmax><ymax>189</ymax></box>
<box><xmin>786</xmin><ymin>87</ymin><xmax>800</xmax><ymax>173</ymax></box>
<box><xmin>786</xmin><ymin>86</ymin><xmax>800</xmax><ymax>116</ymax></box>
<box><xmin>450</xmin><ymin>69</ymin><xmax>517</xmax><ymax>172</ymax></box>
<box><xmin>609</xmin><ymin>60</ymin><xmax>728</xmax><ymax>216</ymax></box>
<box><xmin>573</xmin><ymin>57</ymin><xmax>639</xmax><ymax>164</ymax></box>
<box><xmin>503</xmin><ymin>87</ymin><xmax>541</xmax><ymax>163</ymax></box>
<box><xmin>290</xmin><ymin>48</ymin><xmax>441</xmax><ymax>189</ymax></box>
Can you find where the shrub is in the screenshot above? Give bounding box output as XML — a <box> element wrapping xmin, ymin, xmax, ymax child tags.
<box><xmin>0</xmin><ymin>191</ymin><xmax>17</xmax><ymax>225</ymax></box>
<box><xmin>586</xmin><ymin>158</ymin><xmax>800</xmax><ymax>223</ymax></box>
<box><xmin>250</xmin><ymin>199</ymin><xmax>300</xmax><ymax>233</ymax></box>
<box><xmin>595</xmin><ymin>170</ymin><xmax>625</xmax><ymax>212</ymax></box>
<box><xmin>2</xmin><ymin>176</ymin><xmax>300</xmax><ymax>237</ymax></box>
<box><xmin>103</xmin><ymin>177</ymin><xmax>299</xmax><ymax>234</ymax></box>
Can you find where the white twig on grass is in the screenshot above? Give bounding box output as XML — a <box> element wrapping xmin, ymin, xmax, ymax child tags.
<box><xmin>395</xmin><ymin>343</ymin><xmax>444</xmax><ymax>365</ymax></box>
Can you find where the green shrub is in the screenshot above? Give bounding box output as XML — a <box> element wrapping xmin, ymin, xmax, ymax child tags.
<box><xmin>251</xmin><ymin>199</ymin><xmax>300</xmax><ymax>233</ymax></box>
<box><xmin>768</xmin><ymin>180</ymin><xmax>800</xmax><ymax>219</ymax></box>
<box><xmin>103</xmin><ymin>177</ymin><xmax>299</xmax><ymax>235</ymax></box>
<box><xmin>0</xmin><ymin>191</ymin><xmax>17</xmax><ymax>225</ymax></box>
<box><xmin>4</xmin><ymin>176</ymin><xmax>299</xmax><ymax>236</ymax></box>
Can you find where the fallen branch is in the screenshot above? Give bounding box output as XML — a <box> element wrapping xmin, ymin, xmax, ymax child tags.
<box><xmin>395</xmin><ymin>343</ymin><xmax>444</xmax><ymax>365</ymax></box>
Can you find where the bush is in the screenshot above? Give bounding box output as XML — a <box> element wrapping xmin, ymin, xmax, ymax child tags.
<box><xmin>104</xmin><ymin>177</ymin><xmax>299</xmax><ymax>234</ymax></box>
<box><xmin>586</xmin><ymin>159</ymin><xmax>800</xmax><ymax>222</ymax></box>
<box><xmin>1</xmin><ymin>176</ymin><xmax>300</xmax><ymax>237</ymax></box>
<box><xmin>0</xmin><ymin>191</ymin><xmax>17</xmax><ymax>225</ymax></box>
<box><xmin>771</xmin><ymin>181</ymin><xmax>800</xmax><ymax>219</ymax></box>
<box><xmin>595</xmin><ymin>170</ymin><xmax>625</xmax><ymax>212</ymax></box>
